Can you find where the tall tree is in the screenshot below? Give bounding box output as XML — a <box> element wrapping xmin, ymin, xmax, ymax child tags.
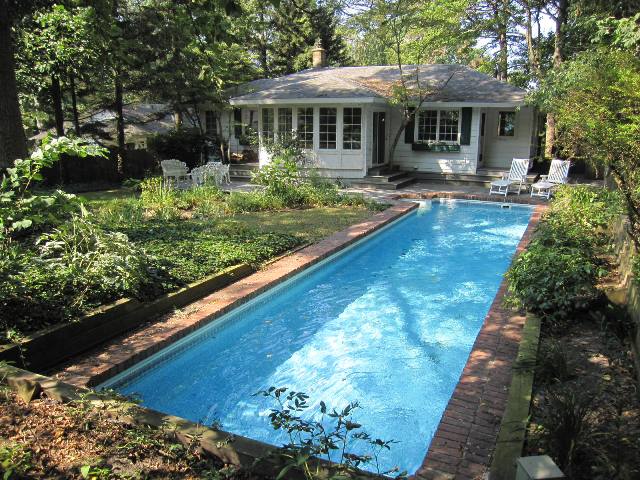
<box><xmin>18</xmin><ymin>4</ymin><xmax>98</xmax><ymax>136</ymax></box>
<box><xmin>0</xmin><ymin>1</ymin><xmax>32</xmax><ymax>167</ymax></box>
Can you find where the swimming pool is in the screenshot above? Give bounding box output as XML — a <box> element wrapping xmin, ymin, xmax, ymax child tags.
<box><xmin>102</xmin><ymin>200</ymin><xmax>533</xmax><ymax>474</ymax></box>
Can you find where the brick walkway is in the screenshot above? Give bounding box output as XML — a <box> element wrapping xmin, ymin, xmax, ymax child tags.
<box><xmin>415</xmin><ymin>205</ymin><xmax>545</xmax><ymax>480</ymax></box>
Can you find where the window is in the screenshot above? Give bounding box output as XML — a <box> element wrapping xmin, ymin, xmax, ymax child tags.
<box><xmin>417</xmin><ymin>109</ymin><xmax>460</xmax><ymax>142</ymax></box>
<box><xmin>439</xmin><ymin>110</ymin><xmax>459</xmax><ymax>142</ymax></box>
<box><xmin>319</xmin><ymin>107</ymin><xmax>337</xmax><ymax>149</ymax></box>
<box><xmin>205</xmin><ymin>110</ymin><xmax>216</xmax><ymax>136</ymax></box>
<box><xmin>261</xmin><ymin>108</ymin><xmax>274</xmax><ymax>141</ymax></box>
<box><xmin>233</xmin><ymin>108</ymin><xmax>243</xmax><ymax>138</ymax></box>
<box><xmin>297</xmin><ymin>107</ymin><xmax>314</xmax><ymax>149</ymax></box>
<box><xmin>278</xmin><ymin>108</ymin><xmax>292</xmax><ymax>139</ymax></box>
<box><xmin>498</xmin><ymin>111</ymin><xmax>515</xmax><ymax>136</ymax></box>
<box><xmin>343</xmin><ymin>107</ymin><xmax>362</xmax><ymax>150</ymax></box>
<box><xmin>417</xmin><ymin>110</ymin><xmax>438</xmax><ymax>141</ymax></box>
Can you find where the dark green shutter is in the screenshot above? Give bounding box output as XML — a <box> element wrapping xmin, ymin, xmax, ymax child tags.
<box><xmin>460</xmin><ymin>107</ymin><xmax>472</xmax><ymax>145</ymax></box>
<box><xmin>404</xmin><ymin>107</ymin><xmax>415</xmax><ymax>144</ymax></box>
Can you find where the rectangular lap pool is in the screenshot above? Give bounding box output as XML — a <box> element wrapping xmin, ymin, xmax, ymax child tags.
<box><xmin>102</xmin><ymin>200</ymin><xmax>533</xmax><ymax>474</ymax></box>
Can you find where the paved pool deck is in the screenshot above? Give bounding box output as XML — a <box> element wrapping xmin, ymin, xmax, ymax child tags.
<box><xmin>52</xmin><ymin>195</ymin><xmax>546</xmax><ymax>480</ymax></box>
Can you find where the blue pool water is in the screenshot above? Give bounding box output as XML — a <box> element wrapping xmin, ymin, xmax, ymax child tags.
<box><xmin>102</xmin><ymin>200</ymin><xmax>532</xmax><ymax>474</ymax></box>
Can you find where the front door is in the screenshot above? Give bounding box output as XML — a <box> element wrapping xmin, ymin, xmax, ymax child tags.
<box><xmin>372</xmin><ymin>112</ymin><xmax>386</xmax><ymax>165</ymax></box>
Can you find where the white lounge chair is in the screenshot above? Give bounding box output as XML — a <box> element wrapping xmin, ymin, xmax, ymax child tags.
<box><xmin>530</xmin><ymin>159</ymin><xmax>571</xmax><ymax>200</ymax></box>
<box><xmin>489</xmin><ymin>158</ymin><xmax>531</xmax><ymax>197</ymax></box>
<box><xmin>161</xmin><ymin>159</ymin><xmax>191</xmax><ymax>189</ymax></box>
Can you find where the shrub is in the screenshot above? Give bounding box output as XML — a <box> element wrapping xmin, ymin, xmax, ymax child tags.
<box><xmin>536</xmin><ymin>339</ymin><xmax>574</xmax><ymax>384</ymax></box>
<box><xmin>0</xmin><ymin>216</ymin><xmax>175</xmax><ymax>338</ymax></box>
<box><xmin>255</xmin><ymin>387</ymin><xmax>402</xmax><ymax>477</ymax></box>
<box><xmin>535</xmin><ymin>384</ymin><xmax>595</xmax><ymax>473</ymax></box>
<box><xmin>0</xmin><ymin>135</ymin><xmax>107</xmax><ymax>241</ymax></box>
<box><xmin>225</xmin><ymin>191</ymin><xmax>284</xmax><ymax>213</ymax></box>
<box><xmin>506</xmin><ymin>242</ymin><xmax>602</xmax><ymax>325</ymax></box>
<box><xmin>506</xmin><ymin>185</ymin><xmax>619</xmax><ymax>326</ymax></box>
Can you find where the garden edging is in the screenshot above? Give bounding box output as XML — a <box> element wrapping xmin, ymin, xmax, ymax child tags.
<box><xmin>488</xmin><ymin>314</ymin><xmax>541</xmax><ymax>480</ymax></box>
<box><xmin>0</xmin><ymin>263</ymin><xmax>255</xmax><ymax>372</ymax></box>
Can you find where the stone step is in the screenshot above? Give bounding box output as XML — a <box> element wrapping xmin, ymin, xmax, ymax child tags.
<box><xmin>351</xmin><ymin>176</ymin><xmax>416</xmax><ymax>190</ymax></box>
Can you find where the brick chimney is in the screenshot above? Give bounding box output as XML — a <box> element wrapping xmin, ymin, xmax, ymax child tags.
<box><xmin>311</xmin><ymin>39</ymin><xmax>326</xmax><ymax>68</ymax></box>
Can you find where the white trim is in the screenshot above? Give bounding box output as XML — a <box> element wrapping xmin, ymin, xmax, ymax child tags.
<box><xmin>231</xmin><ymin>98</ymin><xmax>525</xmax><ymax>108</ymax></box>
<box><xmin>231</xmin><ymin>97</ymin><xmax>386</xmax><ymax>106</ymax></box>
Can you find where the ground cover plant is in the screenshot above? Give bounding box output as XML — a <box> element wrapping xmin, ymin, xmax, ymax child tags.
<box><xmin>0</xmin><ymin>136</ymin><xmax>383</xmax><ymax>343</ymax></box>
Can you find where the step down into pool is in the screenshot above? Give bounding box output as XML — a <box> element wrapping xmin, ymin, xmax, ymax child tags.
<box><xmin>350</xmin><ymin>167</ymin><xmax>416</xmax><ymax>190</ymax></box>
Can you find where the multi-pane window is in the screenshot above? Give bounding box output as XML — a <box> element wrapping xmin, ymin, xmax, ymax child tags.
<box><xmin>278</xmin><ymin>108</ymin><xmax>292</xmax><ymax>139</ymax></box>
<box><xmin>261</xmin><ymin>108</ymin><xmax>274</xmax><ymax>141</ymax></box>
<box><xmin>319</xmin><ymin>107</ymin><xmax>337</xmax><ymax>149</ymax></box>
<box><xmin>417</xmin><ymin>109</ymin><xmax>460</xmax><ymax>142</ymax></box>
<box><xmin>205</xmin><ymin>110</ymin><xmax>216</xmax><ymax>136</ymax></box>
<box><xmin>233</xmin><ymin>108</ymin><xmax>243</xmax><ymax>138</ymax></box>
<box><xmin>498</xmin><ymin>111</ymin><xmax>516</xmax><ymax>136</ymax></box>
<box><xmin>342</xmin><ymin>107</ymin><xmax>362</xmax><ymax>150</ymax></box>
<box><xmin>438</xmin><ymin>110</ymin><xmax>459</xmax><ymax>142</ymax></box>
<box><xmin>417</xmin><ymin>110</ymin><xmax>438</xmax><ymax>141</ymax></box>
<box><xmin>297</xmin><ymin>107</ymin><xmax>314</xmax><ymax>149</ymax></box>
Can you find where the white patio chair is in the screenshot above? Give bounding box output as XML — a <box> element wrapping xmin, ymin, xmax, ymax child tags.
<box><xmin>203</xmin><ymin>162</ymin><xmax>224</xmax><ymax>186</ymax></box>
<box><xmin>530</xmin><ymin>159</ymin><xmax>571</xmax><ymax>200</ymax></box>
<box><xmin>220</xmin><ymin>164</ymin><xmax>231</xmax><ymax>184</ymax></box>
<box><xmin>161</xmin><ymin>159</ymin><xmax>191</xmax><ymax>189</ymax></box>
<box><xmin>190</xmin><ymin>166</ymin><xmax>206</xmax><ymax>187</ymax></box>
<box><xmin>489</xmin><ymin>158</ymin><xmax>531</xmax><ymax>197</ymax></box>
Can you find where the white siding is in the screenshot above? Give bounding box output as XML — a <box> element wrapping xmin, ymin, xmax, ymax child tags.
<box><xmin>482</xmin><ymin>106</ymin><xmax>535</xmax><ymax>169</ymax></box>
<box><xmin>391</xmin><ymin>107</ymin><xmax>481</xmax><ymax>174</ymax></box>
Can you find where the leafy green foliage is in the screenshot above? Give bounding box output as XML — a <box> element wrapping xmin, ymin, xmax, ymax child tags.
<box><xmin>0</xmin><ymin>216</ymin><xmax>175</xmax><ymax>338</ymax></box>
<box><xmin>0</xmin><ymin>136</ymin><xmax>107</xmax><ymax>241</ymax></box>
<box><xmin>506</xmin><ymin>185</ymin><xmax>621</xmax><ymax>326</ymax></box>
<box><xmin>255</xmin><ymin>387</ymin><xmax>403</xmax><ymax>478</ymax></box>
<box><xmin>0</xmin><ymin>442</ymin><xmax>33</xmax><ymax>480</ymax></box>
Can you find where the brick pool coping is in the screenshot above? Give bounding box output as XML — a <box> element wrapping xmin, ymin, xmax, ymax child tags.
<box><xmin>416</xmin><ymin>203</ymin><xmax>546</xmax><ymax>480</ymax></box>
<box><xmin>53</xmin><ymin>195</ymin><xmax>547</xmax><ymax>479</ymax></box>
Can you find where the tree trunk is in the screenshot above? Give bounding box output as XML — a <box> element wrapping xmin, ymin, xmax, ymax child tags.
<box><xmin>112</xmin><ymin>0</ymin><xmax>126</xmax><ymax>175</ymax></box>
<box><xmin>545</xmin><ymin>0</ymin><xmax>569</xmax><ymax>158</ymax></box>
<box><xmin>51</xmin><ymin>75</ymin><xmax>65</xmax><ymax>137</ymax></box>
<box><xmin>69</xmin><ymin>73</ymin><xmax>81</xmax><ymax>135</ymax></box>
<box><xmin>388</xmin><ymin>116</ymin><xmax>409</xmax><ymax>171</ymax></box>
<box><xmin>0</xmin><ymin>3</ymin><xmax>28</xmax><ymax>168</ymax></box>
<box><xmin>496</xmin><ymin>0</ymin><xmax>509</xmax><ymax>81</ymax></box>
<box><xmin>114</xmin><ymin>73</ymin><xmax>125</xmax><ymax>174</ymax></box>
<box><xmin>523</xmin><ymin>0</ymin><xmax>539</xmax><ymax>78</ymax></box>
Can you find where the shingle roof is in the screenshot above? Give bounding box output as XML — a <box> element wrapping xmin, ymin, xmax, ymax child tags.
<box><xmin>229</xmin><ymin>65</ymin><xmax>527</xmax><ymax>104</ymax></box>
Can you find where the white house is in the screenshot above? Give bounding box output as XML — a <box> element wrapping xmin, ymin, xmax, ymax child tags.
<box><xmin>212</xmin><ymin>47</ymin><xmax>538</xmax><ymax>183</ymax></box>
